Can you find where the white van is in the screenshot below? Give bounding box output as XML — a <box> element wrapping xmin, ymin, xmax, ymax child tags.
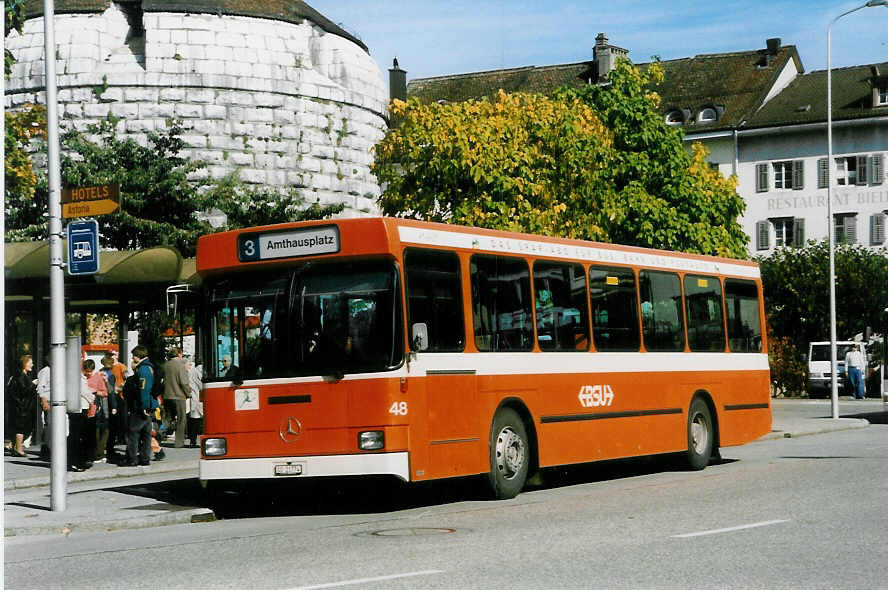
<box><xmin>806</xmin><ymin>341</ymin><xmax>866</xmax><ymax>398</ymax></box>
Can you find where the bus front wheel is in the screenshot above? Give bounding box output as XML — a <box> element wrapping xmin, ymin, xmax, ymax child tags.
<box><xmin>685</xmin><ymin>397</ymin><xmax>713</xmax><ymax>470</ymax></box>
<box><xmin>487</xmin><ymin>408</ymin><xmax>529</xmax><ymax>500</ymax></box>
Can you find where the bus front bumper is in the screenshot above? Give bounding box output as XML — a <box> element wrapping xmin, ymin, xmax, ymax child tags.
<box><xmin>199</xmin><ymin>452</ymin><xmax>410</xmax><ymax>483</ymax></box>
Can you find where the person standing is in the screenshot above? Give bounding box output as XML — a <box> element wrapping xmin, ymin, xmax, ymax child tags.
<box><xmin>6</xmin><ymin>355</ymin><xmax>40</xmax><ymax>457</ymax></box>
<box><xmin>844</xmin><ymin>344</ymin><xmax>867</xmax><ymax>399</ymax></box>
<box><xmin>185</xmin><ymin>358</ymin><xmax>204</xmax><ymax>448</ymax></box>
<box><xmin>163</xmin><ymin>347</ymin><xmax>192</xmax><ymax>448</ymax></box>
<box><xmin>67</xmin><ymin>360</ymin><xmax>97</xmax><ymax>472</ymax></box>
<box><xmin>124</xmin><ymin>346</ymin><xmax>157</xmax><ymax>466</ymax></box>
<box><xmin>100</xmin><ymin>355</ymin><xmax>123</xmax><ymax>463</ymax></box>
<box><xmin>36</xmin><ymin>362</ymin><xmax>51</xmax><ymax>460</ymax></box>
<box><xmin>88</xmin><ymin>359</ymin><xmax>111</xmax><ymax>462</ymax></box>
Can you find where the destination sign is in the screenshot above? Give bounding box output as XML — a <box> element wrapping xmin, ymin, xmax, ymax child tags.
<box><xmin>238</xmin><ymin>225</ymin><xmax>340</xmax><ymax>262</ymax></box>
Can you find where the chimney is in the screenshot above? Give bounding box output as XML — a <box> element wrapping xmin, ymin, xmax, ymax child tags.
<box><xmin>593</xmin><ymin>32</ymin><xmax>628</xmax><ymax>81</ymax></box>
<box><xmin>766</xmin><ymin>38</ymin><xmax>781</xmax><ymax>55</ymax></box>
<box><xmin>389</xmin><ymin>57</ymin><xmax>407</xmax><ymax>102</ymax></box>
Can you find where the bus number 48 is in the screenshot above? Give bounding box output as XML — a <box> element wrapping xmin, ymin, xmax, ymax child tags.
<box><xmin>389</xmin><ymin>401</ymin><xmax>408</xmax><ymax>416</ymax></box>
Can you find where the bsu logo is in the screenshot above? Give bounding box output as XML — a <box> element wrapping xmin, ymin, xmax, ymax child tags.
<box><xmin>578</xmin><ymin>384</ymin><xmax>614</xmax><ymax>408</ymax></box>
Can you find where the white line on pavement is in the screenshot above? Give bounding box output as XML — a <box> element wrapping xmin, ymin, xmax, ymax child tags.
<box><xmin>671</xmin><ymin>519</ymin><xmax>790</xmax><ymax>538</ymax></box>
<box><xmin>284</xmin><ymin>569</ymin><xmax>445</xmax><ymax>589</ymax></box>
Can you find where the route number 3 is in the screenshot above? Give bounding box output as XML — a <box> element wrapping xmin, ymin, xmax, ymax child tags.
<box><xmin>389</xmin><ymin>401</ymin><xmax>408</xmax><ymax>416</ymax></box>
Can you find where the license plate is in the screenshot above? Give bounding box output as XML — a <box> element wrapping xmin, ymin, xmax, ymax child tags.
<box><xmin>274</xmin><ymin>463</ymin><xmax>303</xmax><ymax>476</ymax></box>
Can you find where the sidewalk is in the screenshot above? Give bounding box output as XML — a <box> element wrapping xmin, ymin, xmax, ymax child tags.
<box><xmin>3</xmin><ymin>442</ymin><xmax>212</xmax><ymax>537</ymax></box>
<box><xmin>4</xmin><ymin>399</ymin><xmax>884</xmax><ymax>537</ymax></box>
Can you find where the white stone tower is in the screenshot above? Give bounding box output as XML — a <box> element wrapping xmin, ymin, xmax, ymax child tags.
<box><xmin>5</xmin><ymin>0</ymin><xmax>388</xmax><ymax>214</ymax></box>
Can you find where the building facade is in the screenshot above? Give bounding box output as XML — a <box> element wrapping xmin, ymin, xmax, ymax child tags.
<box><xmin>5</xmin><ymin>0</ymin><xmax>388</xmax><ymax>214</ymax></box>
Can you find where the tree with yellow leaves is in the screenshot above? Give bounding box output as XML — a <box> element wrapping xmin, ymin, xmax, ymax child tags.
<box><xmin>373</xmin><ymin>60</ymin><xmax>749</xmax><ymax>258</ymax></box>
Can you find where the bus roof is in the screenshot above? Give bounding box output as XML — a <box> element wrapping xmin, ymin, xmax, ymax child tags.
<box><xmin>196</xmin><ymin>217</ymin><xmax>760</xmax><ymax>279</ymax></box>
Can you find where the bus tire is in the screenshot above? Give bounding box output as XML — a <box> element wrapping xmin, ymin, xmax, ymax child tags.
<box><xmin>685</xmin><ymin>397</ymin><xmax>713</xmax><ymax>471</ymax></box>
<box><xmin>487</xmin><ymin>408</ymin><xmax>529</xmax><ymax>500</ymax></box>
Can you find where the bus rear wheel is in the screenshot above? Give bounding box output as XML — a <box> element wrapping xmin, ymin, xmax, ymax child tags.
<box><xmin>685</xmin><ymin>397</ymin><xmax>713</xmax><ymax>470</ymax></box>
<box><xmin>487</xmin><ymin>408</ymin><xmax>529</xmax><ymax>500</ymax></box>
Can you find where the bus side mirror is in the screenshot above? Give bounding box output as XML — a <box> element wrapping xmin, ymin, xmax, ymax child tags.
<box><xmin>411</xmin><ymin>323</ymin><xmax>429</xmax><ymax>352</ymax></box>
<box><xmin>801</xmin><ymin>354</ymin><xmax>808</xmax><ymax>363</ymax></box>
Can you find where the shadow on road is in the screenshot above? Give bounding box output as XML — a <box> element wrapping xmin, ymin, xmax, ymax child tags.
<box><xmin>106</xmin><ymin>452</ymin><xmax>729</xmax><ymax>520</ymax></box>
<box><xmin>841</xmin><ymin>411</ymin><xmax>888</xmax><ymax>425</ymax></box>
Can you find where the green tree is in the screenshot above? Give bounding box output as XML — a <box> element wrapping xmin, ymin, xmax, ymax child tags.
<box><xmin>556</xmin><ymin>60</ymin><xmax>748</xmax><ymax>257</ymax></box>
<box><xmin>56</xmin><ymin>118</ymin><xmax>213</xmax><ymax>256</ymax></box>
<box><xmin>4</xmin><ymin>104</ymin><xmax>47</xmax><ymax>232</ymax></box>
<box><xmin>759</xmin><ymin>241</ymin><xmax>888</xmax><ymax>394</ymax></box>
<box><xmin>373</xmin><ymin>90</ymin><xmax>617</xmax><ymax>240</ymax></box>
<box><xmin>203</xmin><ymin>172</ymin><xmax>344</xmax><ymax>230</ymax></box>
<box><xmin>6</xmin><ymin>117</ymin><xmax>346</xmax><ymax>255</ymax></box>
<box><xmin>5</xmin><ymin>0</ymin><xmax>24</xmax><ymax>78</ymax></box>
<box><xmin>373</xmin><ymin>60</ymin><xmax>749</xmax><ymax>258</ymax></box>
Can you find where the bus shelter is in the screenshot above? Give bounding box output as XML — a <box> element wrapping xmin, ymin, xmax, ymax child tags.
<box><xmin>4</xmin><ymin>240</ymin><xmax>200</xmax><ymax>374</ymax></box>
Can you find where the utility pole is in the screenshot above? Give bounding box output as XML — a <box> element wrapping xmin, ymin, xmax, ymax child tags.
<box><xmin>43</xmin><ymin>0</ymin><xmax>69</xmax><ymax>511</ymax></box>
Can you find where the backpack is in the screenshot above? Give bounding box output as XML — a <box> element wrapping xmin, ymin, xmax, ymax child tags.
<box><xmin>122</xmin><ymin>374</ymin><xmax>142</xmax><ymax>413</ymax></box>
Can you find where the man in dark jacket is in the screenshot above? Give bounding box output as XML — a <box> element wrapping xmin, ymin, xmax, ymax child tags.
<box><xmin>124</xmin><ymin>346</ymin><xmax>157</xmax><ymax>466</ymax></box>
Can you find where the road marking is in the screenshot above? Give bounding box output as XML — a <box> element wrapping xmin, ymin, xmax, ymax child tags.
<box><xmin>672</xmin><ymin>519</ymin><xmax>790</xmax><ymax>538</ymax></box>
<box><xmin>285</xmin><ymin>569</ymin><xmax>444</xmax><ymax>589</ymax></box>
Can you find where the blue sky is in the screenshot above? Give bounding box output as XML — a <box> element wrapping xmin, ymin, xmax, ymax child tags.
<box><xmin>309</xmin><ymin>1</ymin><xmax>888</xmax><ymax>82</ymax></box>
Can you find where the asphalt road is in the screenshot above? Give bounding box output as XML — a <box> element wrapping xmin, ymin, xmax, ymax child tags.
<box><xmin>5</xmin><ymin>416</ymin><xmax>888</xmax><ymax>590</ymax></box>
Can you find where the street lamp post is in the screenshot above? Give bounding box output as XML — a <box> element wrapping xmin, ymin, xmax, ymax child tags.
<box><xmin>826</xmin><ymin>0</ymin><xmax>888</xmax><ymax>419</ymax></box>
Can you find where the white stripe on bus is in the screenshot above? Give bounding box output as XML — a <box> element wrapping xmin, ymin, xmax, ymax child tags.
<box><xmin>204</xmin><ymin>352</ymin><xmax>768</xmax><ymax>389</ymax></box>
<box><xmin>398</xmin><ymin>226</ymin><xmax>761</xmax><ymax>279</ymax></box>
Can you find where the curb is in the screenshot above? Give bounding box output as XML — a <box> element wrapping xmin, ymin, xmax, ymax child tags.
<box><xmin>759</xmin><ymin>418</ymin><xmax>870</xmax><ymax>440</ymax></box>
<box><xmin>4</xmin><ymin>507</ymin><xmax>216</xmax><ymax>537</ymax></box>
<box><xmin>4</xmin><ymin>460</ymin><xmax>196</xmax><ymax>491</ymax></box>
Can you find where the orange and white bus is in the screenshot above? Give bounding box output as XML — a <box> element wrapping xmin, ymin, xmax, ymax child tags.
<box><xmin>196</xmin><ymin>217</ymin><xmax>770</xmax><ymax>499</ymax></box>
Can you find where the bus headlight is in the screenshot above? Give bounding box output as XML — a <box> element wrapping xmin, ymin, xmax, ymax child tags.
<box><xmin>358</xmin><ymin>431</ymin><xmax>384</xmax><ymax>451</ymax></box>
<box><xmin>203</xmin><ymin>438</ymin><xmax>227</xmax><ymax>457</ymax></box>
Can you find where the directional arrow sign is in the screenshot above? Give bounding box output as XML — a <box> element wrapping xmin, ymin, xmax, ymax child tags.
<box><xmin>61</xmin><ymin>184</ymin><xmax>119</xmax><ymax>219</ymax></box>
<box><xmin>66</xmin><ymin>219</ymin><xmax>100</xmax><ymax>275</ymax></box>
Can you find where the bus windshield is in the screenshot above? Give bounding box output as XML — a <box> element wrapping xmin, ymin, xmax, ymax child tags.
<box><xmin>205</xmin><ymin>260</ymin><xmax>402</xmax><ymax>381</ymax></box>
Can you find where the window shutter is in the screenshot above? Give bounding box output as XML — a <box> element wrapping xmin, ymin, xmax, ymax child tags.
<box><xmin>872</xmin><ymin>154</ymin><xmax>883</xmax><ymax>185</ymax></box>
<box><xmin>872</xmin><ymin>213</ymin><xmax>886</xmax><ymax>245</ymax></box>
<box><xmin>792</xmin><ymin>160</ymin><xmax>804</xmax><ymax>190</ymax></box>
<box><xmin>756</xmin><ymin>164</ymin><xmax>769</xmax><ymax>193</ymax></box>
<box><xmin>756</xmin><ymin>221</ymin><xmax>770</xmax><ymax>250</ymax></box>
<box><xmin>844</xmin><ymin>215</ymin><xmax>858</xmax><ymax>244</ymax></box>
<box><xmin>793</xmin><ymin>218</ymin><xmax>805</xmax><ymax>247</ymax></box>
<box><xmin>856</xmin><ymin>155</ymin><xmax>868</xmax><ymax>185</ymax></box>
<box><xmin>817</xmin><ymin>158</ymin><xmax>829</xmax><ymax>189</ymax></box>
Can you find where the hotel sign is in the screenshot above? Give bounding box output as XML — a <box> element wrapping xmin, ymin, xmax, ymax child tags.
<box><xmin>61</xmin><ymin>184</ymin><xmax>120</xmax><ymax>218</ymax></box>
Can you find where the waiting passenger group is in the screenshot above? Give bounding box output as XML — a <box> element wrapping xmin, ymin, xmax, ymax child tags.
<box><xmin>4</xmin><ymin>346</ymin><xmax>204</xmax><ymax>472</ymax></box>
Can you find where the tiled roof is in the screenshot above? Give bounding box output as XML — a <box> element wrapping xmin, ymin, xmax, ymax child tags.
<box><xmin>407</xmin><ymin>45</ymin><xmax>804</xmax><ymax>133</ymax></box>
<box><xmin>745</xmin><ymin>62</ymin><xmax>888</xmax><ymax>129</ymax></box>
<box><xmin>22</xmin><ymin>0</ymin><xmax>367</xmax><ymax>52</ymax></box>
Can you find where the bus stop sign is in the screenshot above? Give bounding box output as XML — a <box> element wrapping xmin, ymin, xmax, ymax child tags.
<box><xmin>67</xmin><ymin>219</ymin><xmax>100</xmax><ymax>275</ymax></box>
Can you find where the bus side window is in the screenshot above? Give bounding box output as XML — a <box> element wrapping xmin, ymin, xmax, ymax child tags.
<box><xmin>589</xmin><ymin>266</ymin><xmax>640</xmax><ymax>352</ymax></box>
<box><xmin>471</xmin><ymin>255</ymin><xmax>533</xmax><ymax>352</ymax></box>
<box><xmin>639</xmin><ymin>270</ymin><xmax>685</xmax><ymax>352</ymax></box>
<box><xmin>533</xmin><ymin>260</ymin><xmax>589</xmax><ymax>351</ymax></box>
<box><xmin>724</xmin><ymin>279</ymin><xmax>762</xmax><ymax>353</ymax></box>
<box><xmin>404</xmin><ymin>248</ymin><xmax>465</xmax><ymax>352</ymax></box>
<box><xmin>684</xmin><ymin>275</ymin><xmax>726</xmax><ymax>352</ymax></box>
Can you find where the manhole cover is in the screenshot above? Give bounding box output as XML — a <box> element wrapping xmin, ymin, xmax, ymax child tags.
<box><xmin>364</xmin><ymin>527</ymin><xmax>457</xmax><ymax>537</ymax></box>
